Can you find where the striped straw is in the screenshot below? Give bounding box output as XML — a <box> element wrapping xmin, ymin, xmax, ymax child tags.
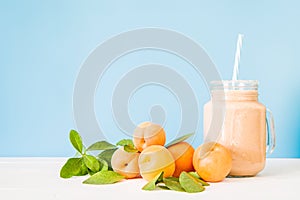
<box><xmin>232</xmin><ymin>34</ymin><xmax>244</xmax><ymax>81</ymax></box>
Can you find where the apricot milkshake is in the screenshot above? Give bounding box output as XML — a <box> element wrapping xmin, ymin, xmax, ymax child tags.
<box><xmin>204</xmin><ymin>80</ymin><xmax>275</xmax><ymax>176</ymax></box>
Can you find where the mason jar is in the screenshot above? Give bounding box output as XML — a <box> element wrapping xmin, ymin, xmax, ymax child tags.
<box><xmin>203</xmin><ymin>80</ymin><xmax>276</xmax><ymax>176</ymax></box>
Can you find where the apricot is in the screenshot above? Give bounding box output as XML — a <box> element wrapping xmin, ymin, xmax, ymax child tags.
<box><xmin>111</xmin><ymin>147</ymin><xmax>140</xmax><ymax>179</ymax></box>
<box><xmin>133</xmin><ymin>122</ymin><xmax>166</xmax><ymax>152</ymax></box>
<box><xmin>138</xmin><ymin>145</ymin><xmax>175</xmax><ymax>181</ymax></box>
<box><xmin>193</xmin><ymin>142</ymin><xmax>232</xmax><ymax>182</ymax></box>
<box><xmin>167</xmin><ymin>142</ymin><xmax>195</xmax><ymax>177</ymax></box>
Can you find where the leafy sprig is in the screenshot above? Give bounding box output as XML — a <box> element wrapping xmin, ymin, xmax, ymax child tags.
<box><xmin>60</xmin><ymin>130</ymin><xmax>123</xmax><ymax>184</ymax></box>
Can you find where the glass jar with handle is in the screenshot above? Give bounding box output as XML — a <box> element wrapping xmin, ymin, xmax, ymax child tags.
<box><xmin>203</xmin><ymin>80</ymin><xmax>276</xmax><ymax>176</ymax></box>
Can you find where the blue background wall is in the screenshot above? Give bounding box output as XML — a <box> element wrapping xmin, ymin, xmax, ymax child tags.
<box><xmin>1</xmin><ymin>0</ymin><xmax>299</xmax><ymax>157</ymax></box>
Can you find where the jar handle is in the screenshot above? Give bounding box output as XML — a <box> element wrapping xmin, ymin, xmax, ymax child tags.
<box><xmin>266</xmin><ymin>108</ymin><xmax>276</xmax><ymax>154</ymax></box>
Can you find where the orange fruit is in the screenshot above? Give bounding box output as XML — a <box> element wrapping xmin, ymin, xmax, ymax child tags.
<box><xmin>111</xmin><ymin>147</ymin><xmax>140</xmax><ymax>179</ymax></box>
<box><xmin>138</xmin><ymin>145</ymin><xmax>175</xmax><ymax>181</ymax></box>
<box><xmin>193</xmin><ymin>142</ymin><xmax>232</xmax><ymax>182</ymax></box>
<box><xmin>167</xmin><ymin>142</ymin><xmax>195</xmax><ymax>177</ymax></box>
<box><xmin>133</xmin><ymin>122</ymin><xmax>166</xmax><ymax>152</ymax></box>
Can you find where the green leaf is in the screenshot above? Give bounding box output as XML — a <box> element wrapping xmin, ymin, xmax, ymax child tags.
<box><xmin>83</xmin><ymin>155</ymin><xmax>100</xmax><ymax>172</ymax></box>
<box><xmin>163</xmin><ymin>177</ymin><xmax>185</xmax><ymax>192</ymax></box>
<box><xmin>76</xmin><ymin>159</ymin><xmax>88</xmax><ymax>176</ymax></box>
<box><xmin>83</xmin><ymin>170</ymin><xmax>124</xmax><ymax>184</ymax></box>
<box><xmin>60</xmin><ymin>158</ymin><xmax>83</xmax><ymax>178</ymax></box>
<box><xmin>123</xmin><ymin>145</ymin><xmax>139</xmax><ymax>153</ymax></box>
<box><xmin>165</xmin><ymin>133</ymin><xmax>194</xmax><ymax>147</ymax></box>
<box><xmin>142</xmin><ymin>171</ymin><xmax>164</xmax><ymax>191</ymax></box>
<box><xmin>116</xmin><ymin>139</ymin><xmax>138</xmax><ymax>153</ymax></box>
<box><xmin>158</xmin><ymin>185</ymin><xmax>170</xmax><ymax>190</ymax></box>
<box><xmin>188</xmin><ymin>171</ymin><xmax>200</xmax><ymax>179</ymax></box>
<box><xmin>97</xmin><ymin>148</ymin><xmax>117</xmax><ymax>168</ymax></box>
<box><xmin>164</xmin><ymin>176</ymin><xmax>179</xmax><ymax>182</ymax></box>
<box><xmin>88</xmin><ymin>169</ymin><xmax>97</xmax><ymax>176</ymax></box>
<box><xmin>188</xmin><ymin>172</ymin><xmax>210</xmax><ymax>186</ymax></box>
<box><xmin>69</xmin><ymin>130</ymin><xmax>84</xmax><ymax>154</ymax></box>
<box><xmin>116</xmin><ymin>139</ymin><xmax>134</xmax><ymax>147</ymax></box>
<box><xmin>86</xmin><ymin>141</ymin><xmax>116</xmax><ymax>151</ymax></box>
<box><xmin>99</xmin><ymin>159</ymin><xmax>109</xmax><ymax>171</ymax></box>
<box><xmin>179</xmin><ymin>172</ymin><xmax>205</xmax><ymax>193</ymax></box>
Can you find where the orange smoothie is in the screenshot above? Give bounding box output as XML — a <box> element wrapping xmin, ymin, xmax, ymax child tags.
<box><xmin>203</xmin><ymin>81</ymin><xmax>269</xmax><ymax>176</ymax></box>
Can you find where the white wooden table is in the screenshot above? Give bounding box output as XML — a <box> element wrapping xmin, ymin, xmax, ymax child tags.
<box><xmin>0</xmin><ymin>158</ymin><xmax>299</xmax><ymax>200</ymax></box>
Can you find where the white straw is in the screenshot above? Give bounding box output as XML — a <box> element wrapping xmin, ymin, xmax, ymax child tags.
<box><xmin>232</xmin><ymin>34</ymin><xmax>244</xmax><ymax>81</ymax></box>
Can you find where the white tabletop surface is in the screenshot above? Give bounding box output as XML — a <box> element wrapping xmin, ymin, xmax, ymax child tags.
<box><xmin>0</xmin><ymin>158</ymin><xmax>299</xmax><ymax>200</ymax></box>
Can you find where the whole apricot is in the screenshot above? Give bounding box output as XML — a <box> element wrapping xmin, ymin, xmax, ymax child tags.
<box><xmin>193</xmin><ymin>142</ymin><xmax>232</xmax><ymax>182</ymax></box>
<box><xmin>133</xmin><ymin>122</ymin><xmax>166</xmax><ymax>152</ymax></box>
<box><xmin>138</xmin><ymin>145</ymin><xmax>175</xmax><ymax>181</ymax></box>
<box><xmin>167</xmin><ymin>142</ymin><xmax>195</xmax><ymax>177</ymax></box>
<box><xmin>111</xmin><ymin>147</ymin><xmax>140</xmax><ymax>179</ymax></box>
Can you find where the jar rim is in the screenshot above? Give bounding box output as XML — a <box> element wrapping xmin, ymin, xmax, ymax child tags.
<box><xmin>210</xmin><ymin>80</ymin><xmax>259</xmax><ymax>90</ymax></box>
